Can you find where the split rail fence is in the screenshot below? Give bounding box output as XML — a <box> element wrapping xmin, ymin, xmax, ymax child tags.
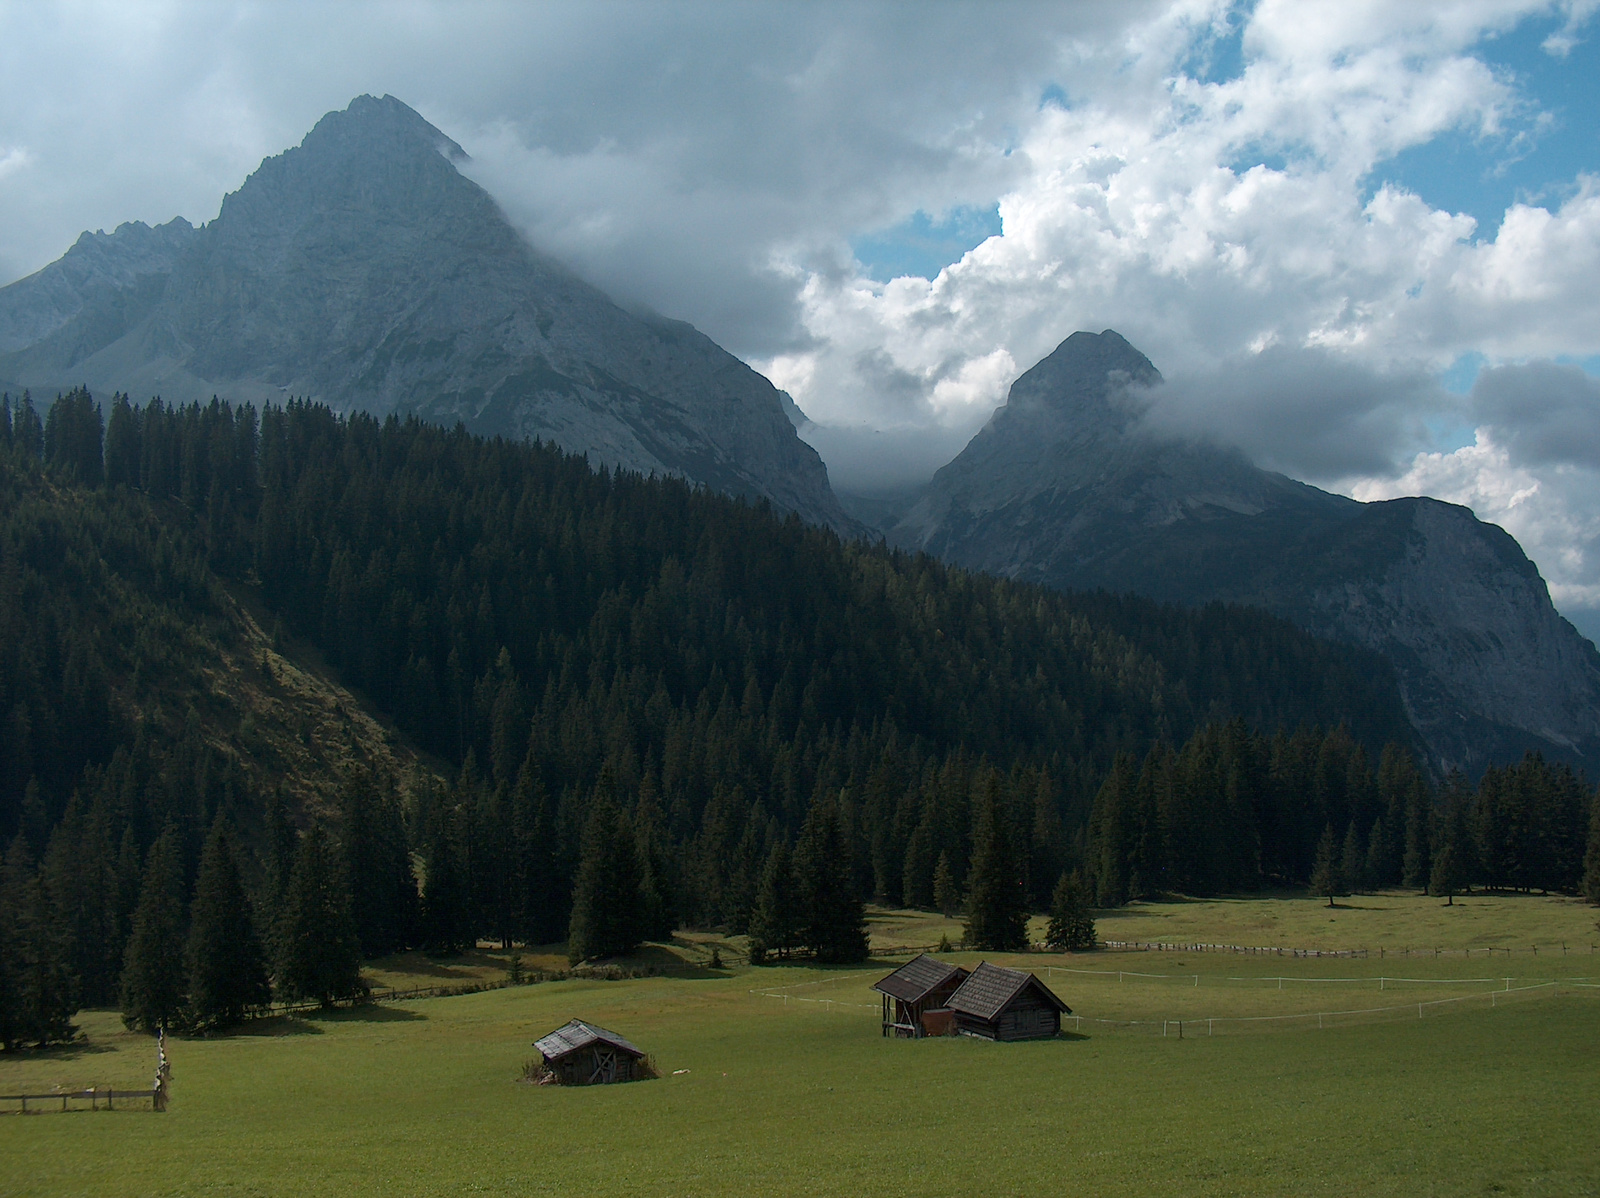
<box><xmin>1</xmin><ymin>1087</ymin><xmax>159</xmax><ymax>1114</ymax></box>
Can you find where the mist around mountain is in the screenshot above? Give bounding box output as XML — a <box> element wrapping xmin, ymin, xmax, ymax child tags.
<box><xmin>0</xmin><ymin>96</ymin><xmax>851</xmax><ymax>532</ymax></box>
<box><xmin>872</xmin><ymin>330</ymin><xmax>1600</xmax><ymax>774</ymax></box>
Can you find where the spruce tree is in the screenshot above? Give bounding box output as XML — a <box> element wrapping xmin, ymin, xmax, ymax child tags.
<box><xmin>1401</xmin><ymin>776</ymin><xmax>1432</xmax><ymax>890</ymax></box>
<box><xmin>0</xmin><ymin>836</ymin><xmax>78</xmax><ymax>1048</ymax></box>
<box><xmin>185</xmin><ymin>821</ymin><xmax>270</xmax><ymax>1028</ymax></box>
<box><xmin>1430</xmin><ymin>842</ymin><xmax>1463</xmax><ymax>906</ymax></box>
<box><xmin>963</xmin><ymin>777</ymin><xmax>1029</xmax><ymax>952</ymax></box>
<box><xmin>795</xmin><ymin>792</ymin><xmax>869</xmax><ymax>964</ymax></box>
<box><xmin>1340</xmin><ymin>821</ymin><xmax>1364</xmax><ymax>894</ymax></box>
<box><xmin>277</xmin><ymin>824</ymin><xmax>365</xmax><ymax>1005</ymax></box>
<box><xmin>120</xmin><ymin>828</ymin><xmax>189</xmax><ymax>1032</ymax></box>
<box><xmin>1309</xmin><ymin>824</ymin><xmax>1340</xmax><ymax>907</ymax></box>
<box><xmin>748</xmin><ymin>840</ymin><xmax>800</xmax><ymax>962</ymax></box>
<box><xmin>1582</xmin><ymin>792</ymin><xmax>1600</xmax><ymax>906</ymax></box>
<box><xmin>932</xmin><ymin>850</ymin><xmax>960</xmax><ymax>917</ymax></box>
<box><xmin>566</xmin><ymin>780</ymin><xmax>644</xmax><ymax>964</ymax></box>
<box><xmin>340</xmin><ymin>770</ymin><xmax>419</xmax><ymax>958</ymax></box>
<box><xmin>1046</xmin><ymin>871</ymin><xmax>1097</xmax><ymax>952</ymax></box>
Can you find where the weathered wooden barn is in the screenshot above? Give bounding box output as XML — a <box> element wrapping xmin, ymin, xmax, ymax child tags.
<box><xmin>873</xmin><ymin>954</ymin><xmax>969</xmax><ymax>1037</ymax></box>
<box><xmin>533</xmin><ymin>1020</ymin><xmax>650</xmax><ymax>1085</ymax></box>
<box><xmin>946</xmin><ymin>962</ymin><xmax>1070</xmax><ymax>1041</ymax></box>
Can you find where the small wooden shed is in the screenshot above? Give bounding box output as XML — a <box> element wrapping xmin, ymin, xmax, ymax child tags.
<box><xmin>533</xmin><ymin>1020</ymin><xmax>649</xmax><ymax>1085</ymax></box>
<box><xmin>873</xmin><ymin>953</ymin><xmax>970</xmax><ymax>1037</ymax></box>
<box><xmin>946</xmin><ymin>961</ymin><xmax>1070</xmax><ymax>1041</ymax></box>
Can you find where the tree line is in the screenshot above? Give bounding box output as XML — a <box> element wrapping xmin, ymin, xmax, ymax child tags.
<box><xmin>1088</xmin><ymin>721</ymin><xmax>1600</xmax><ymax>904</ymax></box>
<box><xmin>2</xmin><ymin>387</ymin><xmax>1589</xmax><ymax>1042</ymax></box>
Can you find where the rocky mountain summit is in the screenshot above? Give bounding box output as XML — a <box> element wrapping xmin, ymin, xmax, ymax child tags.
<box><xmin>884</xmin><ymin>330</ymin><xmax>1600</xmax><ymax>771</ymax></box>
<box><xmin>0</xmin><ymin>95</ymin><xmax>851</xmax><ymax>530</ymax></box>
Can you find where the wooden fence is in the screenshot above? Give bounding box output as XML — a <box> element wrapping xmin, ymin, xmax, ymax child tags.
<box><xmin>1</xmin><ymin>1088</ymin><xmax>159</xmax><ymax>1114</ymax></box>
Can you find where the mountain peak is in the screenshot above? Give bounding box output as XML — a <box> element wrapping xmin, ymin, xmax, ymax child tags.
<box><xmin>304</xmin><ymin>94</ymin><xmax>468</xmax><ymax>163</ymax></box>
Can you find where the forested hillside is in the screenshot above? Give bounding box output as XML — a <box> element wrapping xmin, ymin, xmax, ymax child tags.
<box><xmin>1</xmin><ymin>388</ymin><xmax>1594</xmax><ymax>1044</ymax></box>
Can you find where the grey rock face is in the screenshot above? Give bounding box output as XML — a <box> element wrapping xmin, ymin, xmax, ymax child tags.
<box><xmin>888</xmin><ymin>330</ymin><xmax>1600</xmax><ymax>771</ymax></box>
<box><xmin>0</xmin><ymin>217</ymin><xmax>196</xmax><ymax>354</ymax></box>
<box><xmin>0</xmin><ymin>95</ymin><xmax>851</xmax><ymax>531</ymax></box>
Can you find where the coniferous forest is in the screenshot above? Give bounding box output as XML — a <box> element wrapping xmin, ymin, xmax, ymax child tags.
<box><xmin>1</xmin><ymin>388</ymin><xmax>1597</xmax><ymax>1045</ymax></box>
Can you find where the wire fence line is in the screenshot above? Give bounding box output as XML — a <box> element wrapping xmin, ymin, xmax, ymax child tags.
<box><xmin>1040</xmin><ymin>966</ymin><xmax>1598</xmax><ymax>989</ymax></box>
<box><xmin>1066</xmin><ymin>979</ymin><xmax>1584</xmax><ymax>1037</ymax></box>
<box><xmin>1099</xmin><ymin>940</ymin><xmax>1598</xmax><ymax>959</ymax></box>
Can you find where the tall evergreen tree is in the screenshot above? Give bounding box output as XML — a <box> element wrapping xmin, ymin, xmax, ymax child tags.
<box><xmin>0</xmin><ymin>836</ymin><xmax>78</xmax><ymax>1048</ymax></box>
<box><xmin>1583</xmin><ymin>792</ymin><xmax>1600</xmax><ymax>906</ymax></box>
<box><xmin>747</xmin><ymin>840</ymin><xmax>801</xmax><ymax>962</ymax></box>
<box><xmin>1046</xmin><ymin>870</ymin><xmax>1096</xmax><ymax>952</ymax></box>
<box><xmin>566</xmin><ymin>776</ymin><xmax>644</xmax><ymax>964</ymax></box>
<box><xmin>963</xmin><ymin>775</ymin><xmax>1029</xmax><ymax>951</ymax></box>
<box><xmin>339</xmin><ymin>770</ymin><xmax>419</xmax><ymax>958</ymax></box>
<box><xmin>185</xmin><ymin>820</ymin><xmax>270</xmax><ymax>1028</ymax></box>
<box><xmin>794</xmin><ymin>791</ymin><xmax>869</xmax><ymax>963</ymax></box>
<box><xmin>277</xmin><ymin>824</ymin><xmax>364</xmax><ymax>1005</ymax></box>
<box><xmin>1429</xmin><ymin>843</ymin><xmax>1464</xmax><ymax>906</ymax></box>
<box><xmin>1309</xmin><ymin>824</ymin><xmax>1340</xmax><ymax>907</ymax></box>
<box><xmin>120</xmin><ymin>828</ymin><xmax>188</xmax><ymax>1032</ymax></box>
<box><xmin>931</xmin><ymin>850</ymin><xmax>960</xmax><ymax>917</ymax></box>
<box><xmin>419</xmin><ymin>778</ymin><xmax>472</xmax><ymax>955</ymax></box>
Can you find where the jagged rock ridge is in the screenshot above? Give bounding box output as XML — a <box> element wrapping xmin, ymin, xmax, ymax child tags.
<box><xmin>887</xmin><ymin>330</ymin><xmax>1600</xmax><ymax>772</ymax></box>
<box><xmin>0</xmin><ymin>95</ymin><xmax>851</xmax><ymax>531</ymax></box>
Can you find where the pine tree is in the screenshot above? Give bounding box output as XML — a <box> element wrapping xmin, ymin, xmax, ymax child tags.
<box><xmin>794</xmin><ymin>792</ymin><xmax>869</xmax><ymax>964</ymax></box>
<box><xmin>1340</xmin><ymin>820</ymin><xmax>1364</xmax><ymax>894</ymax></box>
<box><xmin>1046</xmin><ymin>871</ymin><xmax>1096</xmax><ymax>952</ymax></box>
<box><xmin>931</xmin><ymin>850</ymin><xmax>960</xmax><ymax>917</ymax></box>
<box><xmin>1583</xmin><ymin>792</ymin><xmax>1600</xmax><ymax>906</ymax></box>
<box><xmin>963</xmin><ymin>776</ymin><xmax>1029</xmax><ymax>951</ymax></box>
<box><xmin>1430</xmin><ymin>842</ymin><xmax>1464</xmax><ymax>906</ymax></box>
<box><xmin>747</xmin><ymin>840</ymin><xmax>800</xmax><ymax>962</ymax></box>
<box><xmin>120</xmin><ymin>828</ymin><xmax>188</xmax><ymax>1032</ymax></box>
<box><xmin>420</xmin><ymin>779</ymin><xmax>471</xmax><ymax>955</ymax></box>
<box><xmin>566</xmin><ymin>779</ymin><xmax>644</xmax><ymax>964</ymax></box>
<box><xmin>0</xmin><ymin>836</ymin><xmax>78</xmax><ymax>1048</ymax></box>
<box><xmin>277</xmin><ymin>824</ymin><xmax>365</xmax><ymax>1005</ymax></box>
<box><xmin>339</xmin><ymin>770</ymin><xmax>419</xmax><ymax>958</ymax></box>
<box><xmin>185</xmin><ymin>820</ymin><xmax>270</xmax><ymax>1028</ymax></box>
<box><xmin>1309</xmin><ymin>824</ymin><xmax>1340</xmax><ymax>907</ymax></box>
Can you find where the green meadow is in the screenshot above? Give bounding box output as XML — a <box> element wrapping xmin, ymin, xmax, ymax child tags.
<box><xmin>4</xmin><ymin>894</ymin><xmax>1599</xmax><ymax>1198</ymax></box>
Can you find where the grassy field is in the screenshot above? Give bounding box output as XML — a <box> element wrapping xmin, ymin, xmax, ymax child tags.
<box><xmin>4</xmin><ymin>894</ymin><xmax>1599</xmax><ymax>1197</ymax></box>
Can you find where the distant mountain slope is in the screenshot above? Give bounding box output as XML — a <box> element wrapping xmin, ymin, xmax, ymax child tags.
<box><xmin>0</xmin><ymin>96</ymin><xmax>851</xmax><ymax>531</ymax></box>
<box><xmin>886</xmin><ymin>330</ymin><xmax>1600</xmax><ymax>772</ymax></box>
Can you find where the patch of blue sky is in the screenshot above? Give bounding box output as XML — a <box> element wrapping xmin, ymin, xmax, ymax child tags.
<box><xmin>1178</xmin><ymin>0</ymin><xmax>1251</xmax><ymax>86</ymax></box>
<box><xmin>852</xmin><ymin>204</ymin><xmax>1003</xmax><ymax>283</ymax></box>
<box><xmin>1554</xmin><ymin>352</ymin><xmax>1600</xmax><ymax>377</ymax></box>
<box><xmin>1440</xmin><ymin>352</ymin><xmax>1488</xmax><ymax>395</ymax></box>
<box><xmin>1367</xmin><ymin>11</ymin><xmax>1600</xmax><ymax>237</ymax></box>
<box><xmin>1039</xmin><ymin>83</ymin><xmax>1070</xmax><ymax>111</ymax></box>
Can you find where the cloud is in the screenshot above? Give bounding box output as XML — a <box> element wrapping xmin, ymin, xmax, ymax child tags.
<box><xmin>1133</xmin><ymin>347</ymin><xmax>1450</xmax><ymax>481</ymax></box>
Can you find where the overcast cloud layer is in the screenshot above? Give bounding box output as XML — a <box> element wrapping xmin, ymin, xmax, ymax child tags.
<box><xmin>2</xmin><ymin>1</ymin><xmax>1600</xmax><ymax>633</ymax></box>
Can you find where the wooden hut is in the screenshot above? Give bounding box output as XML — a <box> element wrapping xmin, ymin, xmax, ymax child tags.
<box><xmin>946</xmin><ymin>961</ymin><xmax>1070</xmax><ymax>1041</ymax></box>
<box><xmin>873</xmin><ymin>953</ymin><xmax>970</xmax><ymax>1037</ymax></box>
<box><xmin>533</xmin><ymin>1020</ymin><xmax>650</xmax><ymax>1085</ymax></box>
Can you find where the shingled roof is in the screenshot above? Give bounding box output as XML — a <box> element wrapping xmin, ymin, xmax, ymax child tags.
<box><xmin>534</xmin><ymin>1020</ymin><xmax>644</xmax><ymax>1061</ymax></box>
<box><xmin>947</xmin><ymin>962</ymin><xmax>1070</xmax><ymax>1020</ymax></box>
<box><xmin>872</xmin><ymin>954</ymin><xmax>969</xmax><ymax>1003</ymax></box>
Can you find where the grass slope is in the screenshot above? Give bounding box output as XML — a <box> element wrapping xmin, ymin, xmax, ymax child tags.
<box><xmin>4</xmin><ymin>896</ymin><xmax>1599</xmax><ymax>1197</ymax></box>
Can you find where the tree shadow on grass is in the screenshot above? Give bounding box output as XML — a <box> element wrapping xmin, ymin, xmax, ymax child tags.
<box><xmin>2</xmin><ymin>1038</ymin><xmax>119</xmax><ymax>1062</ymax></box>
<box><xmin>303</xmin><ymin>1004</ymin><xmax>427</xmax><ymax>1024</ymax></box>
<box><xmin>226</xmin><ymin>1016</ymin><xmax>325</xmax><ymax>1038</ymax></box>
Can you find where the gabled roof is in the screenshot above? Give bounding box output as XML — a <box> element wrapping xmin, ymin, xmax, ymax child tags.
<box><xmin>947</xmin><ymin>961</ymin><xmax>1070</xmax><ymax>1020</ymax></box>
<box><xmin>534</xmin><ymin>1019</ymin><xmax>644</xmax><ymax>1061</ymax></box>
<box><xmin>872</xmin><ymin>953</ymin><xmax>969</xmax><ymax>1003</ymax></box>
